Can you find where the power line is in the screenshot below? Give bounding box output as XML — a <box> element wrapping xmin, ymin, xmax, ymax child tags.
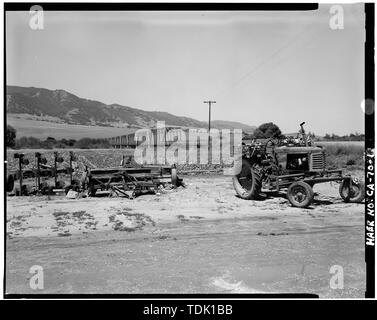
<box><xmin>214</xmin><ymin>25</ymin><xmax>324</xmax><ymax>99</ymax></box>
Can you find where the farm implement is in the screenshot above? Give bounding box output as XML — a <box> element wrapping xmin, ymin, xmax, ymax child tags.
<box><xmin>233</xmin><ymin>122</ymin><xmax>365</xmax><ymax>208</ymax></box>
<box><xmin>6</xmin><ymin>151</ymin><xmax>74</xmax><ymax>195</ymax></box>
<box><xmin>79</xmin><ymin>165</ymin><xmax>183</xmax><ymax>198</ymax></box>
<box><xmin>6</xmin><ymin>151</ymin><xmax>183</xmax><ymax>198</ymax></box>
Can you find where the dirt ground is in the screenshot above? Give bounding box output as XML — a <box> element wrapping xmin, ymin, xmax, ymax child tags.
<box><xmin>5</xmin><ymin>174</ymin><xmax>365</xmax><ymax>297</ymax></box>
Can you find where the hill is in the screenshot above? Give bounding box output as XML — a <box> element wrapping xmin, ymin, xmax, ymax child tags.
<box><xmin>211</xmin><ymin>120</ymin><xmax>256</xmax><ymax>132</ymax></box>
<box><xmin>6</xmin><ymin>86</ymin><xmax>256</xmax><ymax>137</ymax></box>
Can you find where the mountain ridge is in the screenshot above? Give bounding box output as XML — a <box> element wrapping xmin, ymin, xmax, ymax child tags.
<box><xmin>6</xmin><ymin>85</ymin><xmax>256</xmax><ymax>132</ymax></box>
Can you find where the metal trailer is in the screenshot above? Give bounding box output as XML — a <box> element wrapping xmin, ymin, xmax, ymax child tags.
<box><xmin>81</xmin><ymin>165</ymin><xmax>183</xmax><ymax>198</ymax></box>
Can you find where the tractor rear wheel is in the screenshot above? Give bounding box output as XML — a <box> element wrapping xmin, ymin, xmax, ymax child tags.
<box><xmin>232</xmin><ymin>159</ymin><xmax>262</xmax><ymax>200</ymax></box>
<box><xmin>287</xmin><ymin>181</ymin><xmax>314</xmax><ymax>208</ymax></box>
<box><xmin>339</xmin><ymin>178</ymin><xmax>365</xmax><ymax>203</ymax></box>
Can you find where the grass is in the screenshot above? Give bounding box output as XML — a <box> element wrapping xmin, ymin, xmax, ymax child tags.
<box><xmin>315</xmin><ymin>141</ymin><xmax>364</xmax><ymax>170</ymax></box>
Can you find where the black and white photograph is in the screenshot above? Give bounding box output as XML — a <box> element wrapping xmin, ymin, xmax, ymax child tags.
<box><xmin>2</xmin><ymin>1</ymin><xmax>375</xmax><ymax>303</ymax></box>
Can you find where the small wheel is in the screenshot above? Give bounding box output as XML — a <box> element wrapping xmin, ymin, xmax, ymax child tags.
<box><xmin>287</xmin><ymin>181</ymin><xmax>314</xmax><ymax>208</ymax></box>
<box><xmin>6</xmin><ymin>174</ymin><xmax>14</xmax><ymax>192</ymax></box>
<box><xmin>339</xmin><ymin>178</ymin><xmax>365</xmax><ymax>203</ymax></box>
<box><xmin>80</xmin><ymin>172</ymin><xmax>89</xmax><ymax>189</ymax></box>
<box><xmin>87</xmin><ymin>181</ymin><xmax>97</xmax><ymax>197</ymax></box>
<box><xmin>171</xmin><ymin>168</ymin><xmax>178</xmax><ymax>187</ymax></box>
<box><xmin>65</xmin><ymin>186</ymin><xmax>71</xmax><ymax>194</ymax></box>
<box><xmin>88</xmin><ymin>187</ymin><xmax>97</xmax><ymax>197</ymax></box>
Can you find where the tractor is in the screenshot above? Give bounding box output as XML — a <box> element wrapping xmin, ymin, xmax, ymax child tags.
<box><xmin>232</xmin><ymin>122</ymin><xmax>365</xmax><ymax>208</ymax></box>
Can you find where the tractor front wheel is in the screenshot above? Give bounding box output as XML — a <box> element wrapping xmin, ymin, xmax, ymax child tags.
<box><xmin>339</xmin><ymin>178</ymin><xmax>365</xmax><ymax>203</ymax></box>
<box><xmin>287</xmin><ymin>181</ymin><xmax>314</xmax><ymax>208</ymax></box>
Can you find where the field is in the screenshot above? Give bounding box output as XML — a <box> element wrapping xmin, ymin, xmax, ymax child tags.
<box><xmin>7</xmin><ymin>116</ymin><xmax>134</xmax><ymax>139</ymax></box>
<box><xmin>6</xmin><ymin>141</ymin><xmax>365</xmax><ymax>175</ymax></box>
<box><xmin>6</xmin><ymin>147</ymin><xmax>226</xmax><ymax>180</ymax></box>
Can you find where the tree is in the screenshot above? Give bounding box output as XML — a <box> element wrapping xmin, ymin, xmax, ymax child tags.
<box><xmin>45</xmin><ymin>137</ymin><xmax>56</xmax><ymax>143</ymax></box>
<box><xmin>68</xmin><ymin>139</ymin><xmax>77</xmax><ymax>147</ymax></box>
<box><xmin>6</xmin><ymin>125</ymin><xmax>16</xmax><ymax>148</ymax></box>
<box><xmin>253</xmin><ymin>122</ymin><xmax>283</xmax><ymax>139</ymax></box>
<box><xmin>74</xmin><ymin>137</ymin><xmax>111</xmax><ymax>149</ymax></box>
<box><xmin>15</xmin><ymin>136</ymin><xmax>43</xmax><ymax>149</ymax></box>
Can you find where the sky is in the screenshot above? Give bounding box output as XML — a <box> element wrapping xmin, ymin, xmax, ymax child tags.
<box><xmin>6</xmin><ymin>4</ymin><xmax>365</xmax><ymax>135</ymax></box>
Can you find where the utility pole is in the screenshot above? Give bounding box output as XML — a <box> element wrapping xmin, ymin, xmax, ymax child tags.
<box><xmin>54</xmin><ymin>152</ymin><xmax>58</xmax><ymax>188</ymax></box>
<box><xmin>18</xmin><ymin>156</ymin><xmax>23</xmax><ymax>196</ymax></box>
<box><xmin>203</xmin><ymin>100</ymin><xmax>216</xmax><ymax>164</ymax></box>
<box><xmin>203</xmin><ymin>100</ymin><xmax>216</xmax><ymax>132</ymax></box>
